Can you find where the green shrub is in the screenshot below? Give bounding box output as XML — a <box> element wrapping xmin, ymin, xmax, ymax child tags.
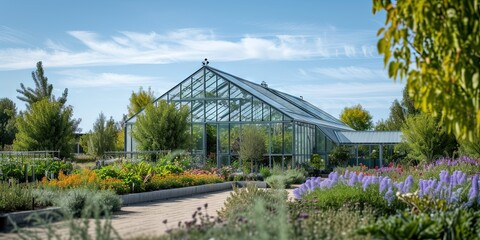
<box><xmin>329</xmin><ymin>145</ymin><xmax>351</xmax><ymax>167</ymax></box>
<box><xmin>96</xmin><ymin>165</ymin><xmax>120</xmax><ymax>179</ymax></box>
<box><xmin>310</xmin><ymin>154</ymin><xmax>325</xmax><ymax>170</ymax></box>
<box><xmin>358</xmin><ymin>209</ymin><xmax>480</xmax><ymax>239</ymax></box>
<box><xmin>259</xmin><ymin>166</ymin><xmax>271</xmax><ymax>179</ymax></box>
<box><xmin>56</xmin><ymin>188</ymin><xmax>89</xmax><ymax>217</ymax></box>
<box><xmin>32</xmin><ymin>188</ymin><xmax>57</xmax><ymax>208</ymax></box>
<box><xmin>285</xmin><ymin>168</ymin><xmax>306</xmax><ymax>184</ymax></box>
<box><xmin>89</xmin><ymin>190</ymin><xmax>122</xmax><ymax>213</ymax></box>
<box><xmin>289</xmin><ymin>201</ymin><xmax>374</xmax><ymax>240</ymax></box>
<box><xmin>0</xmin><ymin>182</ymin><xmax>33</xmax><ymax>213</ymax></box>
<box><xmin>303</xmin><ymin>184</ymin><xmax>404</xmax><ymax>215</ymax></box>
<box><xmin>266</xmin><ymin>175</ymin><xmax>289</xmax><ymax>189</ymax></box>
<box><xmin>219</xmin><ymin>184</ymin><xmax>287</xmax><ymax>220</ymax></box>
<box><xmin>160</xmin><ymin>184</ymin><xmax>373</xmax><ymax>240</ymax></box>
<box><xmin>55</xmin><ymin>188</ymin><xmax>122</xmax><ymax>218</ymax></box>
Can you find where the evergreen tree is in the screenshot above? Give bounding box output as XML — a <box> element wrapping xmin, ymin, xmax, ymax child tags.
<box><xmin>14</xmin><ymin>99</ymin><xmax>79</xmax><ymax>158</ymax></box>
<box><xmin>399</xmin><ymin>113</ymin><xmax>457</xmax><ymax>163</ymax></box>
<box><xmin>375</xmin><ymin>87</ymin><xmax>419</xmax><ymax>131</ymax></box>
<box><xmin>17</xmin><ymin>61</ymin><xmax>68</xmax><ymax>107</ymax></box>
<box><xmin>84</xmin><ymin>113</ymin><xmax>117</xmax><ymax>157</ymax></box>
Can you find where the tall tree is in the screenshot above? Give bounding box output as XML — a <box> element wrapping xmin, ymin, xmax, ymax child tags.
<box><xmin>86</xmin><ymin>113</ymin><xmax>117</xmax><ymax>157</ymax></box>
<box><xmin>400</xmin><ymin>113</ymin><xmax>457</xmax><ymax>163</ymax></box>
<box><xmin>17</xmin><ymin>61</ymin><xmax>68</xmax><ymax>107</ymax></box>
<box><xmin>128</xmin><ymin>87</ymin><xmax>155</xmax><ymax>117</ymax></box>
<box><xmin>14</xmin><ymin>99</ymin><xmax>79</xmax><ymax>158</ymax></box>
<box><xmin>132</xmin><ymin>100</ymin><xmax>189</xmax><ymax>151</ymax></box>
<box><xmin>340</xmin><ymin>104</ymin><xmax>373</xmax><ymax>131</ymax></box>
<box><xmin>373</xmin><ymin>0</ymin><xmax>480</xmax><ymax>141</ymax></box>
<box><xmin>0</xmin><ymin>98</ymin><xmax>17</xmax><ymax>150</ymax></box>
<box><xmin>375</xmin><ymin>87</ymin><xmax>420</xmax><ymax>131</ymax></box>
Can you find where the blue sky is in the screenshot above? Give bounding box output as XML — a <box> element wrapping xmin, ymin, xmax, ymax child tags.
<box><xmin>0</xmin><ymin>1</ymin><xmax>404</xmax><ymax>132</ymax></box>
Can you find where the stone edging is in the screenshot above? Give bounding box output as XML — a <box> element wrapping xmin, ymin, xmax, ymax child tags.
<box><xmin>1</xmin><ymin>207</ymin><xmax>62</xmax><ymax>231</ymax></box>
<box><xmin>120</xmin><ymin>181</ymin><xmax>267</xmax><ymax>205</ymax></box>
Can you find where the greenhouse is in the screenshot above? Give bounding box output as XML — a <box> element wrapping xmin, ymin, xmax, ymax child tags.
<box><xmin>124</xmin><ymin>64</ymin><xmax>401</xmax><ymax>168</ymax></box>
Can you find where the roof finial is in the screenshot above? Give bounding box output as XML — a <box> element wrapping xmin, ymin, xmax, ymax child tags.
<box><xmin>202</xmin><ymin>58</ymin><xmax>209</xmax><ymax>66</ymax></box>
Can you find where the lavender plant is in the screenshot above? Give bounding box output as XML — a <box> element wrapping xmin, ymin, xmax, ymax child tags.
<box><xmin>294</xmin><ymin>169</ymin><xmax>480</xmax><ymax>211</ymax></box>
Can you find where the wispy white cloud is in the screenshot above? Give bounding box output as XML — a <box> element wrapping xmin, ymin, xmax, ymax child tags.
<box><xmin>303</xmin><ymin>66</ymin><xmax>388</xmax><ymax>80</ymax></box>
<box><xmin>0</xmin><ymin>28</ymin><xmax>378</xmax><ymax>71</ymax></box>
<box><xmin>56</xmin><ymin>69</ymin><xmax>157</xmax><ymax>88</ymax></box>
<box><xmin>0</xmin><ymin>26</ymin><xmax>30</xmax><ymax>45</ymax></box>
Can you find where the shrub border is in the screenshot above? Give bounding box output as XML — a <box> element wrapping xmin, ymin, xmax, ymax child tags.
<box><xmin>0</xmin><ymin>181</ymin><xmax>267</xmax><ymax>230</ymax></box>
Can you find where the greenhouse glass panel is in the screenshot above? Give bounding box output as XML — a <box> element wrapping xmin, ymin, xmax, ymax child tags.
<box><xmin>205</xmin><ymin>100</ymin><xmax>216</xmax><ymax>121</ymax></box>
<box><xmin>241</xmin><ymin>99</ymin><xmax>252</xmax><ymax>122</ymax></box>
<box><xmin>192</xmin><ymin>124</ymin><xmax>204</xmax><ymax>151</ymax></box>
<box><xmin>316</xmin><ymin>128</ymin><xmax>326</xmax><ymax>153</ymax></box>
<box><xmin>271</xmin><ymin>123</ymin><xmax>283</xmax><ymax>154</ymax></box>
<box><xmin>217</xmin><ymin>77</ymin><xmax>229</xmax><ymax>98</ymax></box>
<box><xmin>181</xmin><ymin>80</ymin><xmax>191</xmax><ymax>99</ymax></box>
<box><xmin>205</xmin><ymin>72</ymin><xmax>216</xmax><ymax>98</ymax></box>
<box><xmin>252</xmin><ymin>98</ymin><xmax>263</xmax><ymax>121</ymax></box>
<box><xmin>230</xmin><ymin>100</ymin><xmax>240</xmax><ymax>121</ymax></box>
<box><xmin>191</xmin><ymin>100</ymin><xmax>204</xmax><ymax>122</ymax></box>
<box><xmin>219</xmin><ymin>124</ymin><xmax>229</xmax><ymax>154</ymax></box>
<box><xmin>169</xmin><ymin>85</ymin><xmax>181</xmax><ymax>101</ymax></box>
<box><xmin>262</xmin><ymin>103</ymin><xmax>271</xmax><ymax>121</ymax></box>
<box><xmin>192</xmin><ymin>72</ymin><xmax>204</xmax><ymax>98</ymax></box>
<box><xmin>230</xmin><ymin>84</ymin><xmax>242</xmax><ymax>100</ymax></box>
<box><xmin>284</xmin><ymin>122</ymin><xmax>293</xmax><ymax>154</ymax></box>
<box><xmin>217</xmin><ymin>100</ymin><xmax>230</xmax><ymax>122</ymax></box>
<box><xmin>271</xmin><ymin>109</ymin><xmax>282</xmax><ymax>121</ymax></box>
<box><xmin>220</xmin><ymin>155</ymin><xmax>229</xmax><ymax>166</ymax></box>
<box><xmin>326</xmin><ymin>138</ymin><xmax>334</xmax><ymax>152</ymax></box>
<box><xmin>230</xmin><ymin>124</ymin><xmax>242</xmax><ymax>154</ymax></box>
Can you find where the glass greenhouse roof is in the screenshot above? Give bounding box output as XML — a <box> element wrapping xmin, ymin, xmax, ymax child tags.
<box><xmin>207</xmin><ymin>66</ymin><xmax>353</xmax><ymax>131</ymax></box>
<box><xmin>336</xmin><ymin>131</ymin><xmax>402</xmax><ymax>144</ymax></box>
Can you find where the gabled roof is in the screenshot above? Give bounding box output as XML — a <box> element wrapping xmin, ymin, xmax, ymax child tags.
<box><xmin>206</xmin><ymin>66</ymin><xmax>352</xmax><ymax>131</ymax></box>
<box><xmin>335</xmin><ymin>131</ymin><xmax>403</xmax><ymax>144</ymax></box>
<box><xmin>126</xmin><ymin>65</ymin><xmax>353</xmax><ymax>133</ymax></box>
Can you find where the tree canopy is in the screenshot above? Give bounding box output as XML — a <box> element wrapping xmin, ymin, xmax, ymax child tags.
<box><xmin>86</xmin><ymin>113</ymin><xmax>117</xmax><ymax>157</ymax></box>
<box><xmin>399</xmin><ymin>113</ymin><xmax>457</xmax><ymax>163</ymax></box>
<box><xmin>340</xmin><ymin>104</ymin><xmax>373</xmax><ymax>131</ymax></box>
<box><xmin>375</xmin><ymin>87</ymin><xmax>420</xmax><ymax>131</ymax></box>
<box><xmin>13</xmin><ymin>99</ymin><xmax>79</xmax><ymax>158</ymax></box>
<box><xmin>132</xmin><ymin>100</ymin><xmax>189</xmax><ymax>151</ymax></box>
<box><xmin>0</xmin><ymin>98</ymin><xmax>17</xmax><ymax>150</ymax></box>
<box><xmin>17</xmin><ymin>61</ymin><xmax>68</xmax><ymax>107</ymax></box>
<box><xmin>373</xmin><ymin>0</ymin><xmax>480</xmax><ymax>141</ymax></box>
<box><xmin>128</xmin><ymin>87</ymin><xmax>155</xmax><ymax>117</ymax></box>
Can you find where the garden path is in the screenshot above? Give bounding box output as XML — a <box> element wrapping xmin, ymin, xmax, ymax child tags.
<box><xmin>0</xmin><ymin>188</ymin><xmax>295</xmax><ymax>239</ymax></box>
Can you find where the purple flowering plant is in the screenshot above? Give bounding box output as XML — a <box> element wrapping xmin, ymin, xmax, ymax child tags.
<box><xmin>293</xmin><ymin>168</ymin><xmax>480</xmax><ymax>211</ymax></box>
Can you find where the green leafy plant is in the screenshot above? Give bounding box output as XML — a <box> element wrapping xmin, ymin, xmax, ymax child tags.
<box><xmin>266</xmin><ymin>175</ymin><xmax>289</xmax><ymax>189</ymax></box>
<box><xmin>259</xmin><ymin>166</ymin><xmax>271</xmax><ymax>179</ymax></box>
<box><xmin>329</xmin><ymin>145</ymin><xmax>351</xmax><ymax>167</ymax></box>
<box><xmin>358</xmin><ymin>209</ymin><xmax>480</xmax><ymax>240</ymax></box>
